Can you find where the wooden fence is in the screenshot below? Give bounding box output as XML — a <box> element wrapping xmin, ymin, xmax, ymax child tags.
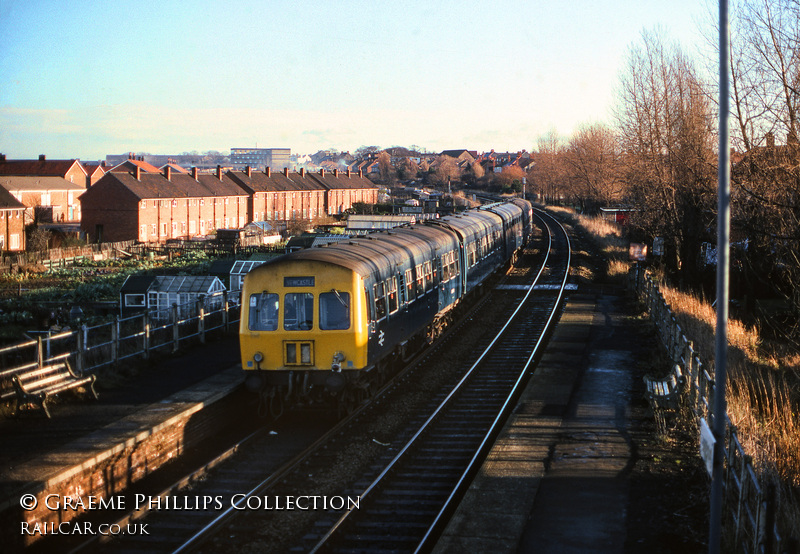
<box><xmin>0</xmin><ymin>241</ymin><xmax>136</xmax><ymax>272</ymax></box>
<box><xmin>631</xmin><ymin>265</ymin><xmax>796</xmax><ymax>553</ymax></box>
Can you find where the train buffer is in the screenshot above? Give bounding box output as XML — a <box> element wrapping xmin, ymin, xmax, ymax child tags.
<box><xmin>643</xmin><ymin>364</ymin><xmax>684</xmax><ymax>434</ymax></box>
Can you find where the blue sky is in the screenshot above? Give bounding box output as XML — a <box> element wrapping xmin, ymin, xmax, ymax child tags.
<box><xmin>0</xmin><ymin>0</ymin><xmax>714</xmax><ymax>160</ymax></box>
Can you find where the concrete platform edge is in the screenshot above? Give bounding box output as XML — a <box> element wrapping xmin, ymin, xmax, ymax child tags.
<box><xmin>0</xmin><ymin>366</ymin><xmax>244</xmax><ymax>513</ymax></box>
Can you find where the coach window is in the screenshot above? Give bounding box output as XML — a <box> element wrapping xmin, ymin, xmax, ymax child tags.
<box><xmin>373</xmin><ymin>282</ymin><xmax>387</xmax><ymax>320</ymax></box>
<box><xmin>387</xmin><ymin>277</ymin><xmax>399</xmax><ymax>314</ymax></box>
<box><xmin>423</xmin><ymin>261</ymin><xmax>433</xmax><ymax>292</ymax></box>
<box><xmin>405</xmin><ymin>269</ymin><xmax>415</xmax><ymax>302</ymax></box>
<box><xmin>320</xmin><ymin>291</ymin><xmax>350</xmax><ymax>330</ymax></box>
<box><xmin>415</xmin><ymin>264</ymin><xmax>425</xmax><ymax>296</ymax></box>
<box><xmin>249</xmin><ymin>292</ymin><xmax>279</xmax><ymax>331</ymax></box>
<box><xmin>284</xmin><ymin>293</ymin><xmax>314</xmax><ymax>331</ymax></box>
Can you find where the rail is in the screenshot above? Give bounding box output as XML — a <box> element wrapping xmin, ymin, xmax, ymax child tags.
<box><xmin>310</xmin><ymin>209</ymin><xmax>570</xmax><ymax>552</ymax></box>
<box><xmin>630</xmin><ymin>265</ymin><xmax>796</xmax><ymax>554</ymax></box>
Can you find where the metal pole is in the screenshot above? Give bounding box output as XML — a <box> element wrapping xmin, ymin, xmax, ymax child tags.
<box><xmin>709</xmin><ymin>0</ymin><xmax>731</xmax><ymax>552</ymax></box>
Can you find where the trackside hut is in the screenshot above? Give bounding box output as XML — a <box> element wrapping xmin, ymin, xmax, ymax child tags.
<box><xmin>80</xmin><ymin>166</ymin><xmax>249</xmax><ymax>243</ymax></box>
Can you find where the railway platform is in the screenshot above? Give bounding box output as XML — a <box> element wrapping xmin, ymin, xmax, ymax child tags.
<box><xmin>434</xmin><ymin>287</ymin><xmax>685</xmax><ymax>553</ymax></box>
<box><xmin>0</xmin><ymin>336</ymin><xmax>243</xmax><ymax>525</ymax></box>
<box><xmin>0</xmin><ymin>287</ymin><xmax>701</xmax><ymax>552</ymax></box>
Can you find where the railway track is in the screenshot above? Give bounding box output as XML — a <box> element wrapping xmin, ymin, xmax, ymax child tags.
<box><xmin>305</xmin><ymin>209</ymin><xmax>570</xmax><ymax>552</ymax></box>
<box><xmin>69</xmin><ymin>209</ymin><xmax>569</xmax><ymax>554</ymax></box>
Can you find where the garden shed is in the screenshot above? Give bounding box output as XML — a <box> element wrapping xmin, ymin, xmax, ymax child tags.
<box><xmin>209</xmin><ymin>259</ymin><xmax>268</xmax><ymax>292</ymax></box>
<box><xmin>119</xmin><ymin>275</ymin><xmax>226</xmax><ymax>320</ymax></box>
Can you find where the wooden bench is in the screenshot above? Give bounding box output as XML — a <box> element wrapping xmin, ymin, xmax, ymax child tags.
<box><xmin>1</xmin><ymin>358</ymin><xmax>97</xmax><ymax>418</ymax></box>
<box><xmin>643</xmin><ymin>364</ymin><xmax>684</xmax><ymax>434</ymax></box>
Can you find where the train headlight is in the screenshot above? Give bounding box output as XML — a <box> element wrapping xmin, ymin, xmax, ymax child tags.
<box><xmin>331</xmin><ymin>351</ymin><xmax>346</xmax><ymax>371</ymax></box>
<box><xmin>253</xmin><ymin>351</ymin><xmax>264</xmax><ymax>363</ymax></box>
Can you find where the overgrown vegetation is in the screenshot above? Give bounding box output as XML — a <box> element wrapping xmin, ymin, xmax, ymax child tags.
<box><xmin>562</xmin><ymin>206</ymin><xmax>800</xmax><ymax>538</ymax></box>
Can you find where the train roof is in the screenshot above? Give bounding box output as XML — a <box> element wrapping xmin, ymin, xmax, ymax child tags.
<box><xmin>250</xmin><ymin>201</ymin><xmax>522</xmax><ymax>282</ymax></box>
<box><xmin>431</xmin><ymin>209</ymin><xmax>503</xmax><ymax>242</ymax></box>
<box><xmin>254</xmin><ymin>222</ymin><xmax>458</xmax><ymax>281</ymax></box>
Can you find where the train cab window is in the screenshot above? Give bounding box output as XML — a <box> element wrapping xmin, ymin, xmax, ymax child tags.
<box><xmin>320</xmin><ymin>291</ymin><xmax>350</xmax><ymax>330</ymax></box>
<box><xmin>373</xmin><ymin>282</ymin><xmax>387</xmax><ymax>320</ymax></box>
<box><xmin>284</xmin><ymin>293</ymin><xmax>314</xmax><ymax>331</ymax></box>
<box><xmin>415</xmin><ymin>264</ymin><xmax>425</xmax><ymax>296</ymax></box>
<box><xmin>249</xmin><ymin>292</ymin><xmax>279</xmax><ymax>331</ymax></box>
<box><xmin>387</xmin><ymin>277</ymin><xmax>399</xmax><ymax>314</ymax></box>
<box><xmin>405</xmin><ymin>269</ymin><xmax>415</xmax><ymax>302</ymax></box>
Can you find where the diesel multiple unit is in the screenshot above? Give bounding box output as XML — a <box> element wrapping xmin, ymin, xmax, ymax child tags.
<box><xmin>239</xmin><ymin>198</ymin><xmax>533</xmax><ymax>412</ymax></box>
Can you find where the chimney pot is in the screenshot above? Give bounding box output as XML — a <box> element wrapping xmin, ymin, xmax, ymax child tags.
<box><xmin>39</xmin><ymin>154</ymin><xmax>46</xmax><ymax>161</ymax></box>
<box><xmin>300</xmin><ymin>168</ymin><xmax>305</xmax><ymax>177</ymax></box>
<box><xmin>347</xmin><ymin>168</ymin><xmax>351</xmax><ymax>177</ymax></box>
<box><xmin>283</xmin><ymin>167</ymin><xmax>289</xmax><ymax>177</ymax></box>
<box><xmin>358</xmin><ymin>168</ymin><xmax>363</xmax><ymax>177</ymax></box>
<box><xmin>164</xmin><ymin>165</ymin><xmax>171</xmax><ymax>181</ymax></box>
<box><xmin>334</xmin><ymin>168</ymin><xmax>339</xmax><ymax>177</ymax></box>
<box><xmin>191</xmin><ymin>167</ymin><xmax>198</xmax><ymax>179</ymax></box>
<box><xmin>320</xmin><ymin>168</ymin><xmax>325</xmax><ymax>177</ymax></box>
<box><xmin>134</xmin><ymin>166</ymin><xmax>141</xmax><ymax>180</ymax></box>
<box><xmin>216</xmin><ymin>165</ymin><xmax>222</xmax><ymax>180</ymax></box>
<box><xmin>265</xmin><ymin>166</ymin><xmax>271</xmax><ymax>177</ymax></box>
<box><xmin>0</xmin><ymin>153</ymin><xmax>5</xmax><ymax>163</ymax></box>
<box><xmin>246</xmin><ymin>166</ymin><xmax>252</xmax><ymax>177</ymax></box>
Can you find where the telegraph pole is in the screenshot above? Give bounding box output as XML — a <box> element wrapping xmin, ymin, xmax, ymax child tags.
<box><xmin>709</xmin><ymin>0</ymin><xmax>731</xmax><ymax>552</ymax></box>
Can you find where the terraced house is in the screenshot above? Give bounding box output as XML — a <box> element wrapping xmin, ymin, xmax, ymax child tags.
<box><xmin>0</xmin><ymin>155</ymin><xmax>87</xmax><ymax>224</ymax></box>
<box><xmin>0</xmin><ymin>187</ymin><xmax>27</xmax><ymax>252</ymax></box>
<box><xmin>227</xmin><ymin>167</ymin><xmax>326</xmax><ymax>227</ymax></box>
<box><xmin>79</xmin><ymin>166</ymin><xmax>248</xmax><ymax>243</ymax></box>
<box><xmin>227</xmin><ymin>166</ymin><xmax>378</xmax><ymax>227</ymax></box>
<box><xmin>79</xmin><ymin>163</ymin><xmax>380</xmax><ymax>243</ymax></box>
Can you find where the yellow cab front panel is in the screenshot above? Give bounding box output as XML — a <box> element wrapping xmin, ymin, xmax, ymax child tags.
<box><xmin>239</xmin><ymin>259</ymin><xmax>368</xmax><ymax>374</ymax></box>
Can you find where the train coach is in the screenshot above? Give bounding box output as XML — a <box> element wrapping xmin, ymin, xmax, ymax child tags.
<box><xmin>239</xmin><ymin>199</ymin><xmax>532</xmax><ymax>416</ymax></box>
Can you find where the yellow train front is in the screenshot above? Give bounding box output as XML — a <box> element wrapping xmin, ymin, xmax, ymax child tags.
<box><xmin>240</xmin><ymin>253</ymin><xmax>372</xmax><ymax>412</ymax></box>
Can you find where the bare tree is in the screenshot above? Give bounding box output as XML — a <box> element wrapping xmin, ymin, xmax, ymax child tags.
<box><xmin>396</xmin><ymin>157</ymin><xmax>419</xmax><ymax>180</ymax></box>
<box><xmin>564</xmin><ymin>123</ymin><xmax>625</xmax><ymax>211</ymax></box>
<box><xmin>529</xmin><ymin>129</ymin><xmax>569</xmax><ymax>204</ymax></box>
<box><xmin>432</xmin><ymin>155</ymin><xmax>460</xmax><ymax>188</ymax></box>
<box><xmin>725</xmin><ymin>0</ymin><xmax>800</xmax><ymax>149</ymax></box>
<box><xmin>725</xmin><ymin>0</ymin><xmax>800</xmax><ymax>341</ymax></box>
<box><xmin>615</xmin><ymin>29</ymin><xmax>717</xmax><ymax>280</ymax></box>
<box><xmin>377</xmin><ymin>151</ymin><xmax>394</xmax><ymax>184</ymax></box>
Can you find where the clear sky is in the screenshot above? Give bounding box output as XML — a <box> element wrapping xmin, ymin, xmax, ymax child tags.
<box><xmin>0</xmin><ymin>0</ymin><xmax>715</xmax><ymax>160</ymax></box>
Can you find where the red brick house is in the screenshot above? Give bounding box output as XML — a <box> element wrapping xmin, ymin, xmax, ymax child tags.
<box><xmin>79</xmin><ymin>166</ymin><xmax>249</xmax><ymax>243</ymax></box>
<box><xmin>0</xmin><ymin>154</ymin><xmax>88</xmax><ymax>185</ymax></box>
<box><xmin>307</xmin><ymin>168</ymin><xmax>379</xmax><ymax>215</ymax></box>
<box><xmin>227</xmin><ymin>167</ymin><xmax>379</xmax><ymax>225</ymax></box>
<box><xmin>0</xmin><ymin>187</ymin><xmax>26</xmax><ymax>252</ymax></box>
<box><xmin>109</xmin><ymin>158</ymin><xmax>161</xmax><ymax>174</ymax></box>
<box><xmin>0</xmin><ymin>155</ymin><xmax>87</xmax><ymax>224</ymax></box>
<box><xmin>227</xmin><ymin>167</ymin><xmax>327</xmax><ymax>228</ymax></box>
<box><xmin>82</xmin><ymin>162</ymin><xmax>110</xmax><ymax>188</ymax></box>
<box><xmin>0</xmin><ymin>176</ymin><xmax>85</xmax><ymax>224</ymax></box>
